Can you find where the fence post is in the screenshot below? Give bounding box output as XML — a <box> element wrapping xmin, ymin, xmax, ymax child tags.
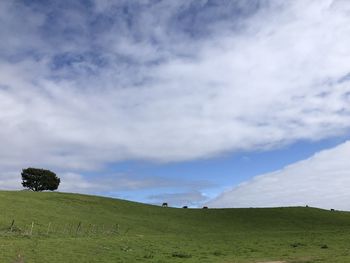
<box><xmin>10</xmin><ymin>219</ymin><xmax>15</xmax><ymax>232</ymax></box>
<box><xmin>30</xmin><ymin>222</ymin><xmax>34</xmax><ymax>235</ymax></box>
<box><xmin>47</xmin><ymin>222</ymin><xmax>51</xmax><ymax>235</ymax></box>
<box><xmin>76</xmin><ymin>222</ymin><xmax>82</xmax><ymax>236</ymax></box>
<box><xmin>87</xmin><ymin>224</ymin><xmax>92</xmax><ymax>235</ymax></box>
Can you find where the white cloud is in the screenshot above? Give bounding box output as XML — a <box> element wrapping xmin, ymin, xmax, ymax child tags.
<box><xmin>57</xmin><ymin>172</ymin><xmax>213</xmax><ymax>196</ymax></box>
<box><xmin>208</xmin><ymin>141</ymin><xmax>350</xmax><ymax>210</ymax></box>
<box><xmin>0</xmin><ymin>0</ymin><xmax>350</xmax><ymax>187</ymax></box>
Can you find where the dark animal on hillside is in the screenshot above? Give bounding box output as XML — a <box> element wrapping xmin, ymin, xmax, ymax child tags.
<box><xmin>183</xmin><ymin>206</ymin><xmax>188</xmax><ymax>209</ymax></box>
<box><xmin>162</xmin><ymin>202</ymin><xmax>168</xmax><ymax>207</ymax></box>
<box><xmin>203</xmin><ymin>206</ymin><xmax>208</xmax><ymax>209</ymax></box>
<box><xmin>330</xmin><ymin>209</ymin><xmax>335</xmax><ymax>211</ymax></box>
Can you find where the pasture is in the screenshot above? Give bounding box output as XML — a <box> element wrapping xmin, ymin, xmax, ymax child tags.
<box><xmin>0</xmin><ymin>191</ymin><xmax>350</xmax><ymax>262</ymax></box>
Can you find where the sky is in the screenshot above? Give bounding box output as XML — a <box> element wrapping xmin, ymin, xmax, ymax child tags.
<box><xmin>1</xmin><ymin>0</ymin><xmax>350</xmax><ymax>209</ymax></box>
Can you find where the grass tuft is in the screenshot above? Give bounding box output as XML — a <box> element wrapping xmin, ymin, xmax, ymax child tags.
<box><xmin>171</xmin><ymin>252</ymin><xmax>192</xmax><ymax>258</ymax></box>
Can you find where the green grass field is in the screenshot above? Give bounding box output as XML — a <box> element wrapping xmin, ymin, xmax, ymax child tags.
<box><xmin>1</xmin><ymin>191</ymin><xmax>350</xmax><ymax>262</ymax></box>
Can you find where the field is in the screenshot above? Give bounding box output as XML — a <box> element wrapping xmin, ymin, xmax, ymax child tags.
<box><xmin>1</xmin><ymin>191</ymin><xmax>350</xmax><ymax>262</ymax></box>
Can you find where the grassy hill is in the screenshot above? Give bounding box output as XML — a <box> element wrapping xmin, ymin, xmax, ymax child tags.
<box><xmin>1</xmin><ymin>191</ymin><xmax>350</xmax><ymax>263</ymax></box>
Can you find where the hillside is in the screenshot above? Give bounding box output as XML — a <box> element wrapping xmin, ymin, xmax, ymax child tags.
<box><xmin>0</xmin><ymin>191</ymin><xmax>350</xmax><ymax>263</ymax></box>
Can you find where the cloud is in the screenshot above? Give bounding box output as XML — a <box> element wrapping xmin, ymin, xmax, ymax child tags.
<box><xmin>0</xmin><ymin>0</ymin><xmax>350</xmax><ymax>187</ymax></box>
<box><xmin>57</xmin><ymin>172</ymin><xmax>214</xmax><ymax>196</ymax></box>
<box><xmin>208</xmin><ymin>141</ymin><xmax>350</xmax><ymax>210</ymax></box>
<box><xmin>1</xmin><ymin>169</ymin><xmax>213</xmax><ymax>202</ymax></box>
<box><xmin>0</xmin><ymin>172</ymin><xmax>20</xmax><ymax>190</ymax></box>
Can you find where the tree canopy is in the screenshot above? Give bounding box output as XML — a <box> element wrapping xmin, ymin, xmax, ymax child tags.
<box><xmin>21</xmin><ymin>168</ymin><xmax>60</xmax><ymax>192</ymax></box>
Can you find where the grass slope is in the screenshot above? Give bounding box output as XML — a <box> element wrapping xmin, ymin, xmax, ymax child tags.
<box><xmin>1</xmin><ymin>191</ymin><xmax>350</xmax><ymax>263</ymax></box>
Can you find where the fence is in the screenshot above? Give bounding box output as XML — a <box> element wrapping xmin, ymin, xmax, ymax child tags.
<box><xmin>0</xmin><ymin>220</ymin><xmax>124</xmax><ymax>237</ymax></box>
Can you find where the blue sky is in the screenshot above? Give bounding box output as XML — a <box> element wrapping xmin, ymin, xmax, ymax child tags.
<box><xmin>1</xmin><ymin>0</ymin><xmax>350</xmax><ymax>209</ymax></box>
<box><xmin>85</xmin><ymin>134</ymin><xmax>350</xmax><ymax>206</ymax></box>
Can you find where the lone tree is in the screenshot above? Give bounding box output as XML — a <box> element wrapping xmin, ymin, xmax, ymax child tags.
<box><xmin>21</xmin><ymin>168</ymin><xmax>60</xmax><ymax>191</ymax></box>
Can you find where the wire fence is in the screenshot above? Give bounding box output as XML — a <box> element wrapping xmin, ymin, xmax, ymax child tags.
<box><xmin>0</xmin><ymin>220</ymin><xmax>125</xmax><ymax>237</ymax></box>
